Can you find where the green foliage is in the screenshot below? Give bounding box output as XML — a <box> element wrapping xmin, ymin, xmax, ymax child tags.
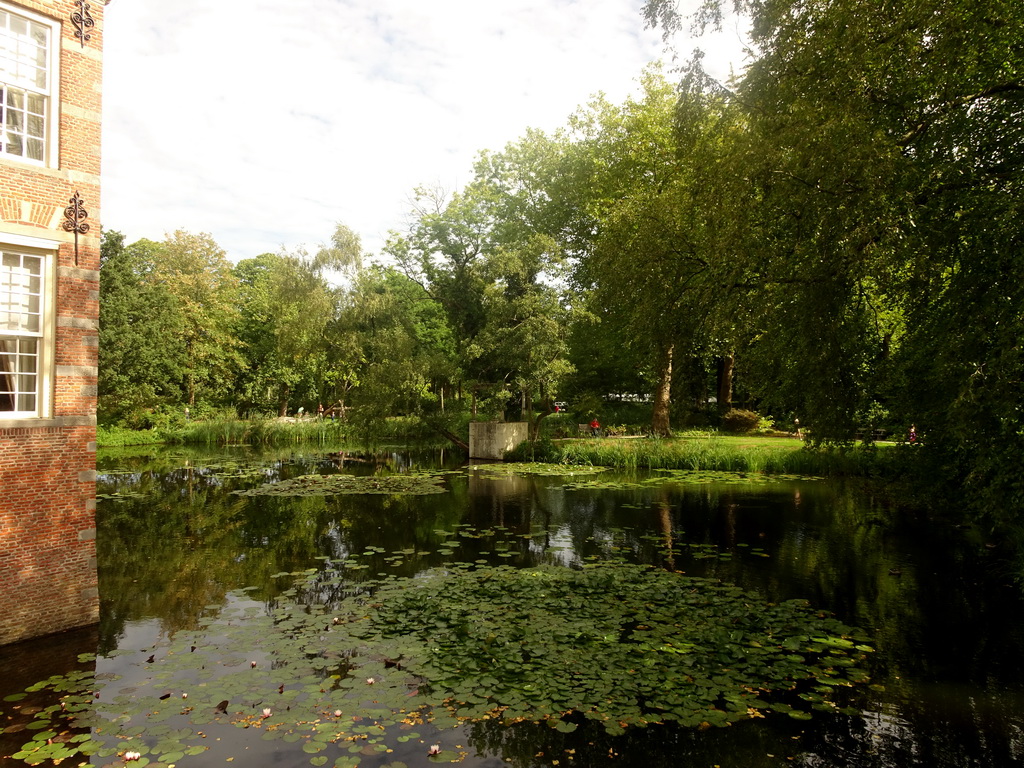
<box><xmin>92</xmin><ymin>0</ymin><xmax>1022</xmax><ymax>519</ymax></box>
<box><xmin>171</xmin><ymin>417</ymin><xmax>352</xmax><ymax>446</ymax></box>
<box><xmin>152</xmin><ymin>231</ymin><xmax>245</xmax><ymax>408</ymax></box>
<box><xmin>554</xmin><ymin>68</ymin><xmax>747</xmax><ymax>435</ymax></box>
<box><xmin>330</xmin><ymin>266</ymin><xmax>455</xmax><ymax>426</ymax></box>
<box><xmin>233</xmin><ymin>249</ymin><xmax>340</xmax><ymax>416</ymax></box>
<box><xmin>11</xmin><ymin>563</ymin><xmax>872</xmax><ymax>765</ymax></box>
<box><xmin>363</xmin><ymin>563</ymin><xmax>871</xmax><ymax>730</ymax></box>
<box><xmin>720</xmin><ymin>409</ymin><xmax>761</xmax><ymax>435</ymax></box>
<box><xmin>96</xmin><ymin>425</ymin><xmax>164</xmax><ymax>447</ymax></box>
<box><xmin>383</xmin><ymin>137</ymin><xmax>576</xmax><ymax>418</ymax></box>
<box><xmin>504</xmin><ymin>437</ymin><xmax>561</xmax><ymax>463</ymax></box>
<box><xmin>530</xmin><ymin>435</ymin><xmax>889</xmax><ymax>477</ymax></box>
<box><xmin>231</xmin><ymin>471</ymin><xmax>453</xmax><ymax>497</ymax></box>
<box><xmin>98</xmin><ymin>231</ymin><xmax>186</xmax><ymax>424</ymax></box>
<box><xmin>638</xmin><ymin>0</ymin><xmax>1024</xmax><ymax>520</ymax></box>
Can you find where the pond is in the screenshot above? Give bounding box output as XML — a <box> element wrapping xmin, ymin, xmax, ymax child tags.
<box><xmin>2</xmin><ymin>444</ymin><xmax>1024</xmax><ymax>768</ymax></box>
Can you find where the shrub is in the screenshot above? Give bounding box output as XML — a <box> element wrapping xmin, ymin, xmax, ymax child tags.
<box><xmin>721</xmin><ymin>409</ymin><xmax>761</xmax><ymax>434</ymax></box>
<box><xmin>506</xmin><ymin>437</ymin><xmax>561</xmax><ymax>463</ymax></box>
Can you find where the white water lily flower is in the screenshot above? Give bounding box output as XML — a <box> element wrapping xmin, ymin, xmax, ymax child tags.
<box><xmin>262</xmin><ymin>707</ymin><xmax>272</xmax><ymax>718</ymax></box>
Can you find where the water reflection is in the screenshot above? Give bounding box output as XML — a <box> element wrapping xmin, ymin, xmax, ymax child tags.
<box><xmin>1</xmin><ymin>445</ymin><xmax>1023</xmax><ymax>768</ymax></box>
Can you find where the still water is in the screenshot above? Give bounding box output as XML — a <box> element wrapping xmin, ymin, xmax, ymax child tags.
<box><xmin>2</xmin><ymin>444</ymin><xmax>1024</xmax><ymax>767</ymax></box>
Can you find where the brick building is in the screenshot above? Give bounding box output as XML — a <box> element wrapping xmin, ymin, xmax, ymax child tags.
<box><xmin>0</xmin><ymin>0</ymin><xmax>106</xmax><ymax>645</ymax></box>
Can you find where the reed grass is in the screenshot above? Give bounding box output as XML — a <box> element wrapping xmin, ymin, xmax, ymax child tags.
<box><xmin>96</xmin><ymin>425</ymin><xmax>165</xmax><ymax>447</ymax></box>
<box><xmin>548</xmin><ymin>435</ymin><xmax>893</xmax><ymax>477</ymax></box>
<box><xmin>159</xmin><ymin>417</ymin><xmax>355</xmax><ymax>446</ymax></box>
<box><xmin>156</xmin><ymin>415</ymin><xmax>458</xmax><ymax>447</ymax></box>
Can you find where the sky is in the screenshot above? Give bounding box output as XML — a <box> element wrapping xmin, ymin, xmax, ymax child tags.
<box><xmin>100</xmin><ymin>0</ymin><xmax>749</xmax><ymax>262</ymax></box>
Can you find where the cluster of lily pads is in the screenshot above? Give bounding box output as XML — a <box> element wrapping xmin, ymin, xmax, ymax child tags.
<box><xmin>9</xmin><ymin>460</ymin><xmax>855</xmax><ymax>765</ymax></box>
<box><xmin>561</xmin><ymin>468</ymin><xmax>822</xmax><ymax>491</ymax></box>
<box><xmin>232</xmin><ymin>471</ymin><xmax>456</xmax><ymax>497</ymax></box>
<box><xmin>7</xmin><ymin>556</ymin><xmax>872</xmax><ymax>767</ymax></box>
<box><xmin>469</xmin><ymin>463</ymin><xmax>608</xmax><ymax>477</ymax></box>
<box><xmin>101</xmin><ymin>461</ymin><xmax>820</xmax><ymax>504</ymax></box>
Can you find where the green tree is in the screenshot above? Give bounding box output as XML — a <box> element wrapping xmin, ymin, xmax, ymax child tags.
<box><xmin>149</xmin><ymin>231</ymin><xmax>244</xmax><ymax>408</ymax></box>
<box><xmin>234</xmin><ymin>249</ymin><xmax>341</xmax><ymax>416</ymax></box>
<box><xmin>645</xmin><ymin>0</ymin><xmax>1024</xmax><ymax>515</ymax></box>
<box><xmin>385</xmin><ymin>164</ymin><xmax>575</xmax><ymax>420</ymax></box>
<box><xmin>554</xmin><ymin>69</ymin><xmax>741</xmax><ymax>434</ymax></box>
<box><xmin>98</xmin><ymin>231</ymin><xmax>186</xmax><ymax>425</ymax></box>
<box><xmin>331</xmin><ymin>265</ymin><xmax>454</xmax><ymax>430</ymax></box>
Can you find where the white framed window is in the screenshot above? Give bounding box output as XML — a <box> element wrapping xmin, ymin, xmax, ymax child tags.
<box><xmin>1</xmin><ymin>242</ymin><xmax>53</xmax><ymax>417</ymax></box>
<box><xmin>0</xmin><ymin>4</ymin><xmax>58</xmax><ymax>165</ymax></box>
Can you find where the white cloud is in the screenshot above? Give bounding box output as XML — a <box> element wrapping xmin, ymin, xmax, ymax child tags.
<box><xmin>101</xmin><ymin>0</ymin><xmax>747</xmax><ymax>261</ymax></box>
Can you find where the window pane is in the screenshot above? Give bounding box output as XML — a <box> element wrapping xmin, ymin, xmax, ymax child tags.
<box><xmin>5</xmin><ymin>131</ymin><xmax>21</xmax><ymax>156</ymax></box>
<box><xmin>0</xmin><ymin>335</ymin><xmax>38</xmax><ymax>413</ymax></box>
<box><xmin>0</xmin><ymin>10</ymin><xmax>49</xmax><ymax>164</ymax></box>
<box><xmin>1</xmin><ymin>253</ymin><xmax>43</xmax><ymax>333</ymax></box>
<box><xmin>24</xmin><ymin>295</ymin><xmax>40</xmax><ymax>330</ymax></box>
<box><xmin>19</xmin><ymin>339</ymin><xmax>37</xmax><ymax>371</ymax></box>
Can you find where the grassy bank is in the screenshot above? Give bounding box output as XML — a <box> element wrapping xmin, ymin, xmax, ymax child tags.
<box><xmin>97</xmin><ymin>416</ymin><xmax>458</xmax><ymax>448</ymax></box>
<box><xmin>98</xmin><ymin>420</ymin><xmax>902</xmax><ymax>479</ymax></box>
<box><xmin>512</xmin><ymin>433</ymin><xmax>900</xmax><ymax>477</ymax></box>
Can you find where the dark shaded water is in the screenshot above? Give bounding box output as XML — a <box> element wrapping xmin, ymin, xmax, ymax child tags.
<box><xmin>3</xmin><ymin>444</ymin><xmax>1024</xmax><ymax>767</ymax></box>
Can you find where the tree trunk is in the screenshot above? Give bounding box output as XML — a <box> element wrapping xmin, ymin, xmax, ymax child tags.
<box><xmin>651</xmin><ymin>343</ymin><xmax>674</xmax><ymax>437</ymax></box>
<box><xmin>717</xmin><ymin>353</ymin><xmax>734</xmax><ymax>413</ymax></box>
<box><xmin>278</xmin><ymin>384</ymin><xmax>290</xmax><ymax>417</ymax></box>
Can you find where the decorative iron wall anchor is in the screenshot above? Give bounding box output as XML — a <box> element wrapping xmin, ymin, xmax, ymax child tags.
<box><xmin>71</xmin><ymin>0</ymin><xmax>95</xmax><ymax>47</ymax></box>
<box><xmin>62</xmin><ymin>191</ymin><xmax>90</xmax><ymax>266</ymax></box>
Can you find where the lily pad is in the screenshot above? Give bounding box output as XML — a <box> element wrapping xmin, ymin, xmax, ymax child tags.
<box><xmin>232</xmin><ymin>473</ymin><xmax>449</xmax><ymax>497</ymax></box>
<box><xmin>470</xmin><ymin>462</ymin><xmax>608</xmax><ymax>477</ymax></box>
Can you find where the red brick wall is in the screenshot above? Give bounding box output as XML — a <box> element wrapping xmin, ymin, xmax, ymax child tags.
<box><xmin>0</xmin><ymin>426</ymin><xmax>98</xmax><ymax>642</ymax></box>
<box><xmin>0</xmin><ymin>0</ymin><xmax>104</xmax><ymax>645</ymax></box>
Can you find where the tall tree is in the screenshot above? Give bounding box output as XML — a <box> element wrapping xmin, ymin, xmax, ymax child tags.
<box><xmin>330</xmin><ymin>265</ymin><xmax>454</xmax><ymax>427</ymax></box>
<box><xmin>149</xmin><ymin>231</ymin><xmax>243</xmax><ymax>407</ymax></box>
<box><xmin>645</xmin><ymin>0</ymin><xmax>1024</xmax><ymax>515</ymax></box>
<box><xmin>235</xmin><ymin>248</ymin><xmax>341</xmax><ymax>416</ymax></box>
<box><xmin>556</xmin><ymin>68</ymin><xmax>740</xmax><ymax>434</ymax></box>
<box><xmin>385</xmin><ymin>164</ymin><xmax>574</xmax><ymax>418</ymax></box>
<box><xmin>98</xmin><ymin>231</ymin><xmax>185</xmax><ymax>424</ymax></box>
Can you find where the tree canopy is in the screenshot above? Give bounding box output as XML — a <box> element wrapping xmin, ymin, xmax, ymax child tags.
<box><xmin>98</xmin><ymin>0</ymin><xmax>1023</xmax><ymax>519</ymax></box>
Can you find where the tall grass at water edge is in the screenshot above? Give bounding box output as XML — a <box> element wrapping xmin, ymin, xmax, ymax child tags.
<box><xmin>549</xmin><ymin>436</ymin><xmax>893</xmax><ymax>476</ymax></box>
<box><xmin>154</xmin><ymin>416</ymin><xmax>451</xmax><ymax>447</ymax></box>
<box><xmin>96</xmin><ymin>418</ymin><xmax>355</xmax><ymax>447</ymax></box>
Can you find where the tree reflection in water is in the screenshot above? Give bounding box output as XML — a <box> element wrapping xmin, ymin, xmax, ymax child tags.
<box><xmin>2</xmin><ymin>445</ymin><xmax>1022</xmax><ymax>768</ymax></box>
